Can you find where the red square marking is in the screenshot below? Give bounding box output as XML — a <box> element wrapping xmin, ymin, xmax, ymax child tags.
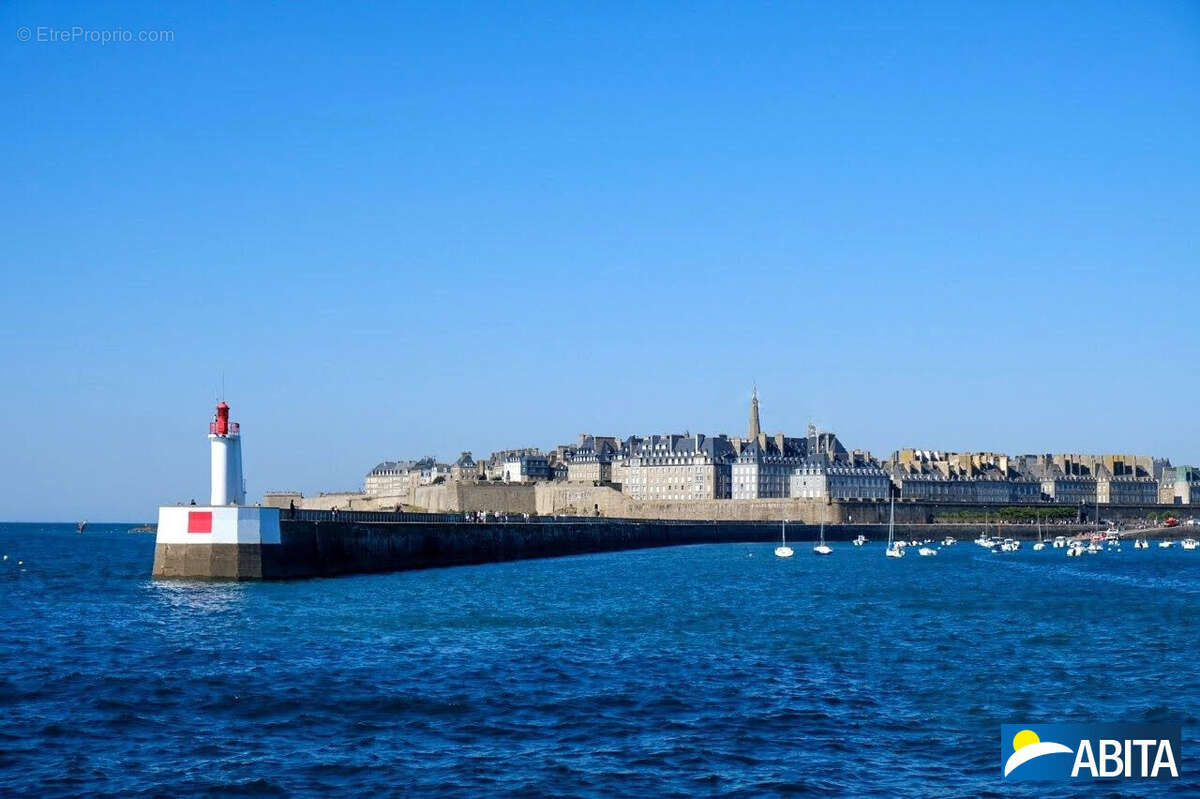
<box><xmin>187</xmin><ymin>511</ymin><xmax>213</xmax><ymax>533</ymax></box>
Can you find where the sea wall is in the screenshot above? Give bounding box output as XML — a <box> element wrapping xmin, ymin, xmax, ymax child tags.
<box><xmin>413</xmin><ymin>482</ymin><xmax>537</xmax><ymax>515</ymax></box>
<box><xmin>158</xmin><ymin>517</ymin><xmax>1109</xmax><ymax>580</ymax></box>
<box><xmin>269</xmin><ymin>483</ymin><xmax>1187</xmax><ymax>524</ymax></box>
<box><xmin>533</xmin><ymin>483</ymin><xmax>860</xmax><ymax>523</ymax></box>
<box><xmin>257</xmin><ymin>519</ymin><xmax>764</xmax><ymax>578</ymax></box>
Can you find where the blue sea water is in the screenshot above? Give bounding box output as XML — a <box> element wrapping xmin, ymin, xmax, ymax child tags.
<box><xmin>1</xmin><ymin>523</ymin><xmax>1197</xmax><ymax>796</ymax></box>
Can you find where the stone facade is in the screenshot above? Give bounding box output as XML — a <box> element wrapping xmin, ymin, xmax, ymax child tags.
<box><xmin>364</xmin><ymin>456</ymin><xmax>454</xmax><ymax>497</ymax></box>
<box><xmin>791</xmin><ymin>460</ymin><xmax>891</xmax><ymax>500</ymax></box>
<box><xmin>1160</xmin><ymin>466</ymin><xmax>1200</xmax><ymax>505</ymax></box>
<box><xmin>732</xmin><ymin>438</ymin><xmax>803</xmax><ymax>499</ymax></box>
<box><xmin>623</xmin><ymin>434</ymin><xmax>735</xmax><ymax>501</ymax></box>
<box><xmin>891</xmin><ymin>450</ymin><xmax>1052</xmax><ymax>504</ymax></box>
<box><xmin>566</xmin><ymin>435</ymin><xmax>619</xmax><ymax>483</ymax></box>
<box><xmin>502</xmin><ymin>452</ymin><xmax>550</xmax><ymax>483</ymax></box>
<box><xmin>450</xmin><ymin>452</ymin><xmax>479</xmax><ymax>482</ymax></box>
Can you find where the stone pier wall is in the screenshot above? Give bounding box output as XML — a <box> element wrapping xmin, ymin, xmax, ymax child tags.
<box><xmin>155</xmin><ymin>516</ymin><xmax>1152</xmax><ymax>581</ymax></box>
<box><xmin>270</xmin><ymin>482</ymin><xmax>1185</xmax><ymax>524</ymax></box>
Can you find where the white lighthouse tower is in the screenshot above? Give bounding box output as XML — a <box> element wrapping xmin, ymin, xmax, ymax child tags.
<box><xmin>208</xmin><ymin>401</ymin><xmax>245</xmax><ymax>505</ymax></box>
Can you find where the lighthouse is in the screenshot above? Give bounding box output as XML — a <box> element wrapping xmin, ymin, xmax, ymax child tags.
<box><xmin>152</xmin><ymin>398</ymin><xmax>280</xmax><ymax>580</ymax></box>
<box><xmin>208</xmin><ymin>401</ymin><xmax>245</xmax><ymax>505</ymax></box>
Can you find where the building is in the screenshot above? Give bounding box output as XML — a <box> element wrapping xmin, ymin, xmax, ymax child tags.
<box><xmin>791</xmin><ymin>449</ymin><xmax>891</xmax><ymax>500</ymax></box>
<box><xmin>622</xmin><ymin>433</ymin><xmax>735</xmax><ymax>501</ymax></box>
<box><xmin>732</xmin><ymin>437</ymin><xmax>803</xmax><ymax>499</ymax></box>
<box><xmin>483</xmin><ymin>448</ymin><xmax>539</xmax><ymax>480</ymax></box>
<box><xmin>566</xmin><ymin>435</ymin><xmax>619</xmax><ymax>483</ymax></box>
<box><xmin>499</xmin><ymin>450</ymin><xmax>550</xmax><ymax>483</ymax></box>
<box><xmin>365</xmin><ymin>457</ymin><xmax>429</xmax><ymax>496</ymax></box>
<box><xmin>1096</xmin><ymin>466</ymin><xmax>1158</xmax><ymax>505</ymax></box>
<box><xmin>363</xmin><ymin>455</ymin><xmax>458</xmax><ymax>495</ymax></box>
<box><xmin>450</xmin><ymin>452</ymin><xmax>478</xmax><ymax>482</ymax></box>
<box><xmin>1161</xmin><ymin>466</ymin><xmax>1200</xmax><ymax>505</ymax></box>
<box><xmin>731</xmin><ymin>394</ymin><xmax>855</xmax><ymax>500</ymax></box>
<box><xmin>1012</xmin><ymin>453</ymin><xmax>1162</xmax><ymax>505</ymax></box>
<box><xmin>890</xmin><ymin>449</ymin><xmax>1041</xmax><ymax>503</ymax></box>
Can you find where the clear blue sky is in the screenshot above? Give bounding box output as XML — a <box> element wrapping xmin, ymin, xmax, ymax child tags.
<box><xmin>2</xmin><ymin>1</ymin><xmax>1197</xmax><ymax>521</ymax></box>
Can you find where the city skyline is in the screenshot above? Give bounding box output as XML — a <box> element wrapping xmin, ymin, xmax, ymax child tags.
<box><xmin>356</xmin><ymin>390</ymin><xmax>1190</xmax><ymax>510</ymax></box>
<box><xmin>361</xmin><ymin>385</ymin><xmax>1196</xmax><ymax>471</ymax></box>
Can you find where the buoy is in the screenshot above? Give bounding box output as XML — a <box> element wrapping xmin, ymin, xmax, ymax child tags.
<box><xmin>2</xmin><ymin>554</ymin><xmax>6</xmax><ymax>561</ymax></box>
<box><xmin>17</xmin><ymin>561</ymin><xmax>23</xmax><ymax>566</ymax></box>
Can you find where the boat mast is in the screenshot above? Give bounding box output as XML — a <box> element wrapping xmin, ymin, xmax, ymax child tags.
<box><xmin>888</xmin><ymin>495</ymin><xmax>895</xmax><ymax>546</ymax></box>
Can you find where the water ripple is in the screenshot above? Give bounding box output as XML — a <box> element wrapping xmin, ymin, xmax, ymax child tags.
<box><xmin>1</xmin><ymin>525</ymin><xmax>1198</xmax><ymax>796</ymax></box>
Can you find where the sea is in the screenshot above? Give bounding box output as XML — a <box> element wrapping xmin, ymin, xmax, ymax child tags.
<box><xmin>1</xmin><ymin>522</ymin><xmax>1197</xmax><ymax>796</ymax></box>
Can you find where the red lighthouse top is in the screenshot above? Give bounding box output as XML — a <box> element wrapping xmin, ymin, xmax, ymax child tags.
<box><xmin>210</xmin><ymin>401</ymin><xmax>238</xmax><ymax>436</ymax></box>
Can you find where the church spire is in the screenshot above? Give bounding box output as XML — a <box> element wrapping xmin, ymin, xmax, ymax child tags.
<box><xmin>748</xmin><ymin>384</ymin><xmax>760</xmax><ymax>439</ymax></box>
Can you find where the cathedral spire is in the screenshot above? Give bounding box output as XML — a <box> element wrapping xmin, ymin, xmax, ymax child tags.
<box><xmin>748</xmin><ymin>384</ymin><xmax>760</xmax><ymax>439</ymax></box>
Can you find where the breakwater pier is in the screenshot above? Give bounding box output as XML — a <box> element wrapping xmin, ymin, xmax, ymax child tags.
<box><xmin>152</xmin><ymin>507</ymin><xmax>1111</xmax><ymax>580</ymax></box>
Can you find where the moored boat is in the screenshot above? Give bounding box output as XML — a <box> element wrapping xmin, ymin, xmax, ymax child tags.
<box><xmin>885</xmin><ymin>497</ymin><xmax>905</xmax><ymax>558</ymax></box>
<box><xmin>813</xmin><ymin>514</ymin><xmax>832</xmax><ymax>556</ymax></box>
<box><xmin>774</xmin><ymin>520</ymin><xmax>794</xmax><ymax>558</ymax></box>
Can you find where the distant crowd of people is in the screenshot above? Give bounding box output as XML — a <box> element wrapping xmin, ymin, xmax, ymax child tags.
<box><xmin>464</xmin><ymin>511</ymin><xmax>534</xmax><ymax>523</ymax></box>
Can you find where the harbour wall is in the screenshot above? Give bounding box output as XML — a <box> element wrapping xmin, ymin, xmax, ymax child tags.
<box><xmin>265</xmin><ymin>483</ymin><xmax>1192</xmax><ymax>524</ymax></box>
<box><xmin>153</xmin><ymin>514</ymin><xmax>1110</xmax><ymax>581</ymax></box>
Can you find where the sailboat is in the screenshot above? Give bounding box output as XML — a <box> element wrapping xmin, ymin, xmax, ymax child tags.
<box><xmin>813</xmin><ymin>511</ymin><xmax>832</xmax><ymax>556</ymax></box>
<box><xmin>885</xmin><ymin>496</ymin><xmax>905</xmax><ymax>558</ymax></box>
<box><xmin>1032</xmin><ymin>515</ymin><xmax>1046</xmax><ymax>551</ymax></box>
<box><xmin>774</xmin><ymin>520</ymin><xmax>794</xmax><ymax>558</ymax></box>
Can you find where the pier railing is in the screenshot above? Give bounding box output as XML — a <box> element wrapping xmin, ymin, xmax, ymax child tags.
<box><xmin>285</xmin><ymin>509</ymin><xmax>668</xmax><ymax>525</ymax></box>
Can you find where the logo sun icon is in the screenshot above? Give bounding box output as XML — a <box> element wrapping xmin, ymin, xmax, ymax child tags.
<box><xmin>1013</xmin><ymin>729</ymin><xmax>1040</xmax><ymax>752</ymax></box>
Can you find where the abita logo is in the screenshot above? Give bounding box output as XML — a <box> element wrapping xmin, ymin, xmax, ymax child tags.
<box><xmin>1001</xmin><ymin>723</ymin><xmax>1181</xmax><ymax>781</ymax></box>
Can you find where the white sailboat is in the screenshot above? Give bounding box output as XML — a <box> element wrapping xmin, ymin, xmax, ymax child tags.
<box><xmin>1032</xmin><ymin>515</ymin><xmax>1046</xmax><ymax>551</ymax></box>
<box><xmin>885</xmin><ymin>496</ymin><xmax>905</xmax><ymax>558</ymax></box>
<box><xmin>813</xmin><ymin>511</ymin><xmax>832</xmax><ymax>556</ymax></box>
<box><xmin>774</xmin><ymin>519</ymin><xmax>794</xmax><ymax>558</ymax></box>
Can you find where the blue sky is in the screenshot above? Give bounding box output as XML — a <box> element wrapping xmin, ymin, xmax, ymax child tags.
<box><xmin>2</xmin><ymin>1</ymin><xmax>1197</xmax><ymax>521</ymax></box>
